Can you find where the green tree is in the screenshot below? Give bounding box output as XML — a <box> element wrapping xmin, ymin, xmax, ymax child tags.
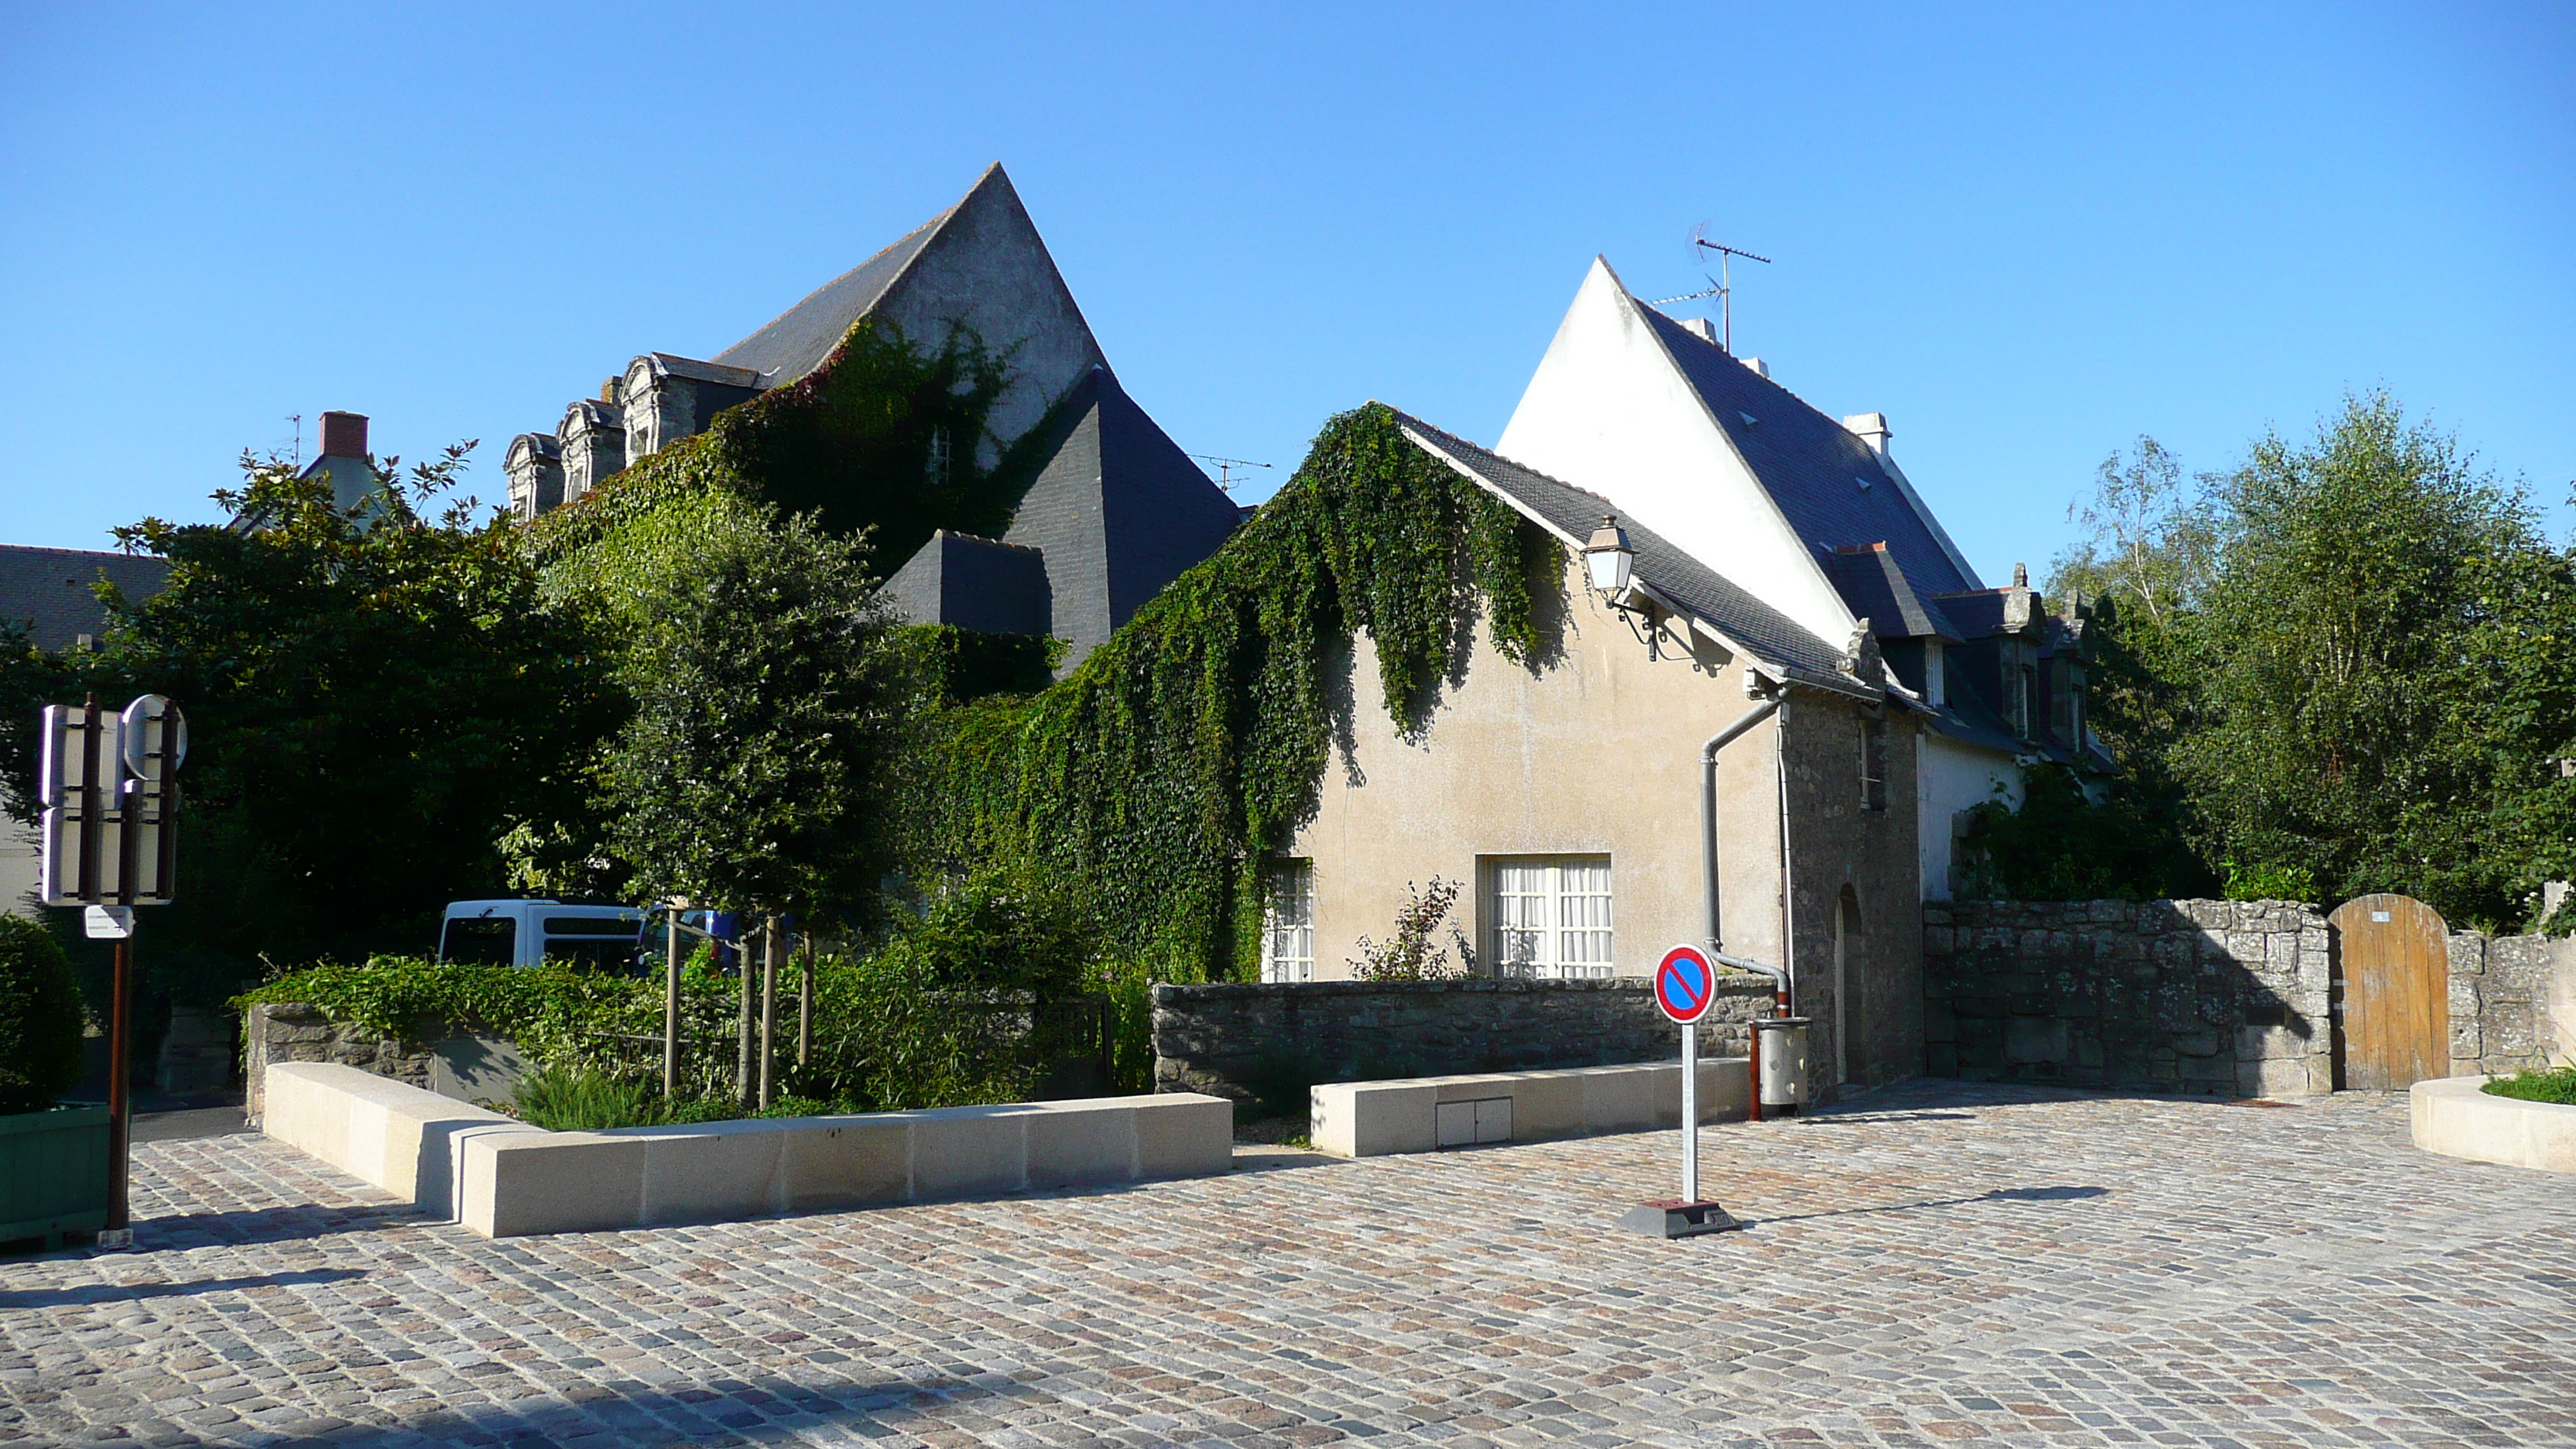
<box><xmin>590</xmin><ymin>506</ymin><xmax>918</xmax><ymax>925</ymax></box>
<box><xmin>0</xmin><ymin>449</ymin><xmax>614</xmax><ymax>999</ymax></box>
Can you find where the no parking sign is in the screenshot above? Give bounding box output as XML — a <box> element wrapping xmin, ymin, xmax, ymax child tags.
<box><xmin>1655</xmin><ymin>944</ymin><xmax>1717</xmax><ymax>1025</ymax></box>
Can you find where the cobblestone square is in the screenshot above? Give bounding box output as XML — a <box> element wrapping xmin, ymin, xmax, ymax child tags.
<box><xmin>5</xmin><ymin>1081</ymin><xmax>2571</xmax><ymax>1447</ymax></box>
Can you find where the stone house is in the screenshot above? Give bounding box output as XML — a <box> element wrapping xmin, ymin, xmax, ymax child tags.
<box><xmin>505</xmin><ymin>163</ymin><xmax>1239</xmax><ymax>673</ymax></box>
<box><xmin>1261</xmin><ymin>260</ymin><xmax>2102</xmax><ymax>1097</ymax></box>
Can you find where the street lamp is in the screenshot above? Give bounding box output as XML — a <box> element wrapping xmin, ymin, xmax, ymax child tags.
<box><xmin>1584</xmin><ymin>516</ymin><xmax>1634</xmax><ymax>601</ymax></box>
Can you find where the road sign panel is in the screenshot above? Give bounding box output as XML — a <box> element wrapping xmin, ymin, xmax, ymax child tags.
<box><xmin>1656</xmin><ymin>944</ymin><xmax>1716</xmax><ymax>1024</ymax></box>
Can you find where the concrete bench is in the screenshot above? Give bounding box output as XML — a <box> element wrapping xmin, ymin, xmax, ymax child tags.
<box><xmin>1310</xmin><ymin>1057</ymin><xmax>1751</xmax><ymax>1158</ymax></box>
<box><xmin>262</xmin><ymin>1063</ymin><xmax>1235</xmax><ymax>1237</ymax></box>
<box><xmin>2410</xmin><ymin>1075</ymin><xmax>2576</xmax><ymax>1173</ymax></box>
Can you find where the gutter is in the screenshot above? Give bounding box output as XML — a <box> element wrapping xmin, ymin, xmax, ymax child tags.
<box><xmin>1700</xmin><ymin>688</ymin><xmax>1793</xmax><ymax>1121</ymax></box>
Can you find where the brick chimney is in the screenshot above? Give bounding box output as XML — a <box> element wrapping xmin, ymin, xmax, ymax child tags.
<box><xmin>317</xmin><ymin>411</ymin><xmax>369</xmax><ymax>458</ymax></box>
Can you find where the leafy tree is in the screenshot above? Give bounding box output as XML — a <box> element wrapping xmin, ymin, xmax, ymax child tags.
<box><xmin>0</xmin><ymin>449</ymin><xmax>613</xmax><ymax>1001</ymax></box>
<box><xmin>590</xmin><ymin>505</ymin><xmax>918</xmax><ymax>925</ymax></box>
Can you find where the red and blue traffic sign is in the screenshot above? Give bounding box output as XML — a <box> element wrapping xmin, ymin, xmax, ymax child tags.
<box><xmin>1655</xmin><ymin>944</ymin><xmax>1718</xmax><ymax>1025</ymax></box>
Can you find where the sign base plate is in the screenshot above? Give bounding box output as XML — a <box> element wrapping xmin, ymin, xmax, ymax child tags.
<box><xmin>1616</xmin><ymin>1198</ymin><xmax>1742</xmax><ymax>1239</ymax></box>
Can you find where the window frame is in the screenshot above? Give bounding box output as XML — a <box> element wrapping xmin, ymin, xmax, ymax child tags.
<box><xmin>1857</xmin><ymin>716</ymin><xmax>1888</xmax><ymax>813</ymax></box>
<box><xmin>1260</xmin><ymin>858</ymin><xmax>1316</xmax><ymax>983</ymax></box>
<box><xmin>1484</xmin><ymin>855</ymin><xmax>1615</xmax><ymax>979</ymax></box>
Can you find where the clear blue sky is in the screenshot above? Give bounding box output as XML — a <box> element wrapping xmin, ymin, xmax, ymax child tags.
<box><xmin>5</xmin><ymin>2</ymin><xmax>2570</xmax><ymax>587</ymax></box>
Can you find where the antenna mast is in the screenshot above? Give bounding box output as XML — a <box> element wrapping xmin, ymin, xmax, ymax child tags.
<box><xmin>1691</xmin><ymin>235</ymin><xmax>1773</xmax><ymax>353</ymax></box>
<box><xmin>1189</xmin><ymin>454</ymin><xmax>1273</xmax><ymax>494</ymax></box>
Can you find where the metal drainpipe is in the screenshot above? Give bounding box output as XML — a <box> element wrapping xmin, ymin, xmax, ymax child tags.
<box><xmin>1702</xmin><ymin>691</ymin><xmax>1783</xmax><ymax>1121</ymax></box>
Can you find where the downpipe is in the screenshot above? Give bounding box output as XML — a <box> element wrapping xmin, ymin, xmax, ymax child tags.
<box><xmin>1701</xmin><ymin>690</ymin><xmax>1786</xmax><ymax>1120</ymax></box>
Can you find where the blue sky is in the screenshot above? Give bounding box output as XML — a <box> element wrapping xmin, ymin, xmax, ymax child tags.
<box><xmin>5</xmin><ymin>2</ymin><xmax>2570</xmax><ymax>588</ymax></box>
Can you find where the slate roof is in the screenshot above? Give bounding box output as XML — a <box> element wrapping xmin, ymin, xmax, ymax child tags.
<box><xmin>1823</xmin><ymin>543</ymin><xmax>1959</xmax><ymax>641</ymax></box>
<box><xmin>1002</xmin><ymin>367</ymin><xmax>1239</xmax><ymax>669</ymax></box>
<box><xmin>711</xmin><ymin>211</ymin><xmax>948</xmax><ymax>385</ymax></box>
<box><xmin>0</xmin><ymin>546</ymin><xmax>170</xmax><ymax>650</ymax></box>
<box><xmin>1634</xmin><ymin>307</ymin><xmax>1977</xmax><ymax>605</ymax></box>
<box><xmin>879</xmin><ymin>531</ymin><xmax>1049</xmax><ymax>638</ymax></box>
<box><xmin>1390</xmin><ymin>410</ymin><xmax>1867</xmax><ymax>693</ymax></box>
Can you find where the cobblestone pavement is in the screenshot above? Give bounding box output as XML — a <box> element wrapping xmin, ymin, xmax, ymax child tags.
<box><xmin>5</xmin><ymin>1081</ymin><xmax>2573</xmax><ymax>1448</ymax></box>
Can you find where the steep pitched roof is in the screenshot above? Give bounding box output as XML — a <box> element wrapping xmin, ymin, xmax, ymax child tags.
<box><xmin>1392</xmin><ymin>410</ymin><xmax>1868</xmax><ymax>693</ymax></box>
<box><xmin>0</xmin><ymin>546</ymin><xmax>170</xmax><ymax>650</ymax></box>
<box><xmin>1823</xmin><ymin>543</ymin><xmax>1959</xmax><ymax>641</ymax></box>
<box><xmin>712</xmin><ymin>211</ymin><xmax>948</xmax><ymax>384</ymax></box>
<box><xmin>1003</xmin><ymin>368</ymin><xmax>1238</xmax><ymax>670</ymax></box>
<box><xmin>1633</xmin><ymin>305</ymin><xmax>1978</xmax><ymax>601</ymax></box>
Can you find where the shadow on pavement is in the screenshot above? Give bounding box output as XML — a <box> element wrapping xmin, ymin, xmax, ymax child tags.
<box><xmin>132</xmin><ymin>1202</ymin><xmax>428</xmax><ymax>1252</ymax></box>
<box><xmin>0</xmin><ymin>1268</ymin><xmax>364</xmax><ymax>1310</ymax></box>
<box><xmin>1745</xmin><ymin>1184</ymin><xmax>2109</xmax><ymax>1227</ymax></box>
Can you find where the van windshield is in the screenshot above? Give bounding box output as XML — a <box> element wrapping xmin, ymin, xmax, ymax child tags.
<box><xmin>441</xmin><ymin>916</ymin><xmax>516</xmax><ymax>966</ymax></box>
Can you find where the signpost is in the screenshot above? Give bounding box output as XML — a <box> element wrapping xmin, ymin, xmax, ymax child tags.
<box><xmin>39</xmin><ymin>694</ymin><xmax>186</xmax><ymax>1252</ymax></box>
<box><xmin>1618</xmin><ymin>944</ymin><xmax>1743</xmax><ymax>1238</ymax></box>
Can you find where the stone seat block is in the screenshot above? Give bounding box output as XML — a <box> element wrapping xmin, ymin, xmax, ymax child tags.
<box><xmin>1311</xmin><ymin>1060</ymin><xmax>1749</xmax><ymax>1159</ymax></box>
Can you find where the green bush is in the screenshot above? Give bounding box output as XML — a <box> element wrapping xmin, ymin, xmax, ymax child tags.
<box><xmin>0</xmin><ymin>916</ymin><xmax>87</xmax><ymax>1115</ymax></box>
<box><xmin>2224</xmin><ymin>860</ymin><xmax>2320</xmax><ymax>903</ymax></box>
<box><xmin>512</xmin><ymin>1065</ymin><xmax>657</xmax><ymax>1131</ymax></box>
<box><xmin>2483</xmin><ymin>1064</ymin><xmax>2576</xmax><ymax>1105</ymax></box>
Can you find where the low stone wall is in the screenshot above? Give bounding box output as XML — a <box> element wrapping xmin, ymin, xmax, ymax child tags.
<box><xmin>2447</xmin><ymin>933</ymin><xmax>2575</xmax><ymax>1077</ymax></box>
<box><xmin>244</xmin><ymin>1003</ymin><xmax>437</xmax><ymax>1118</ymax></box>
<box><xmin>1310</xmin><ymin>1058</ymin><xmax>1752</xmax><ymax>1158</ymax></box>
<box><xmin>2411</xmin><ymin>1077</ymin><xmax>2576</xmax><ymax>1174</ymax></box>
<box><xmin>1150</xmin><ymin>977</ymin><xmax>1771</xmax><ymax>1101</ymax></box>
<box><xmin>1923</xmin><ymin>900</ymin><xmax>2333</xmax><ymax>1098</ymax></box>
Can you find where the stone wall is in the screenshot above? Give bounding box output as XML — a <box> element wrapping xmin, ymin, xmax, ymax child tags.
<box><xmin>243</xmin><ymin>1002</ymin><xmax>437</xmax><ymax>1118</ymax></box>
<box><xmin>2448</xmin><ymin>932</ymin><xmax>2576</xmax><ymax>1077</ymax></box>
<box><xmin>1150</xmin><ymin>977</ymin><xmax>1772</xmax><ymax>1101</ymax></box>
<box><xmin>1923</xmin><ymin>899</ymin><xmax>2333</xmax><ymax>1098</ymax></box>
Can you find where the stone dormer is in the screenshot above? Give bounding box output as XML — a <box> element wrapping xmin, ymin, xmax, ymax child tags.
<box><xmin>621</xmin><ymin>354</ymin><xmax>764</xmax><ymax>464</ymax></box>
<box><xmin>557</xmin><ymin>391</ymin><xmax>626</xmax><ymax>502</ymax></box>
<box><xmin>505</xmin><ymin>433</ymin><xmax>565</xmax><ymax>519</ymax></box>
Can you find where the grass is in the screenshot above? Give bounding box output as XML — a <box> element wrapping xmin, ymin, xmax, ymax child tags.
<box><xmin>509</xmin><ymin>1066</ymin><xmax>856</xmax><ymax>1131</ymax></box>
<box><xmin>2481</xmin><ymin>1064</ymin><xmax>2576</xmax><ymax>1105</ymax></box>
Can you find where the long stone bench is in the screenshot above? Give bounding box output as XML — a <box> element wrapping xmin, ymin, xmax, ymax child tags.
<box><xmin>2410</xmin><ymin>1075</ymin><xmax>2576</xmax><ymax>1174</ymax></box>
<box><xmin>1310</xmin><ymin>1057</ymin><xmax>1752</xmax><ymax>1158</ymax></box>
<box><xmin>262</xmin><ymin>1063</ymin><xmax>1235</xmax><ymax>1237</ymax></box>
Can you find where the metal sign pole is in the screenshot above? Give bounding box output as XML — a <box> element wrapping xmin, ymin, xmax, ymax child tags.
<box><xmin>1680</xmin><ymin>1022</ymin><xmax>1698</xmax><ymax>1204</ymax></box>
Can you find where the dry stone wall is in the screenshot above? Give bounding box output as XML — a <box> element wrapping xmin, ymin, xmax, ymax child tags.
<box><xmin>243</xmin><ymin>1002</ymin><xmax>437</xmax><ymax>1118</ymax></box>
<box><xmin>1923</xmin><ymin>900</ymin><xmax>2333</xmax><ymax>1098</ymax></box>
<box><xmin>2447</xmin><ymin>931</ymin><xmax>2574</xmax><ymax>1077</ymax></box>
<box><xmin>1151</xmin><ymin>977</ymin><xmax>1770</xmax><ymax>1101</ymax></box>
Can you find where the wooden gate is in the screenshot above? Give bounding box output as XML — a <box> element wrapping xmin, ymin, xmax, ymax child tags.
<box><xmin>2328</xmin><ymin>893</ymin><xmax>2449</xmax><ymax>1090</ymax></box>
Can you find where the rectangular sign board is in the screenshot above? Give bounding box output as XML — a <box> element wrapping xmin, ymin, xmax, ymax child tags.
<box><xmin>36</xmin><ymin>706</ymin><xmax>174</xmax><ymax>906</ymax></box>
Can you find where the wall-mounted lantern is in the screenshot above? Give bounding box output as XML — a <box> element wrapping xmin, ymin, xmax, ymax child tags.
<box><xmin>1584</xmin><ymin>515</ymin><xmax>1635</xmax><ymax>601</ymax></box>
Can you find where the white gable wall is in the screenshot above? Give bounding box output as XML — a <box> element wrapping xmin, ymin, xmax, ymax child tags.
<box><xmin>1497</xmin><ymin>259</ymin><xmax>1856</xmax><ymax>652</ymax></box>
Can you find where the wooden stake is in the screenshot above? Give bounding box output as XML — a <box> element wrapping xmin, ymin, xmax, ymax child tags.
<box><xmin>797</xmin><ymin>932</ymin><xmax>813</xmax><ymax>1070</ymax></box>
<box><xmin>662</xmin><ymin>909</ymin><xmax>681</xmax><ymax>1099</ymax></box>
<box><xmin>758</xmin><ymin>917</ymin><xmax>778</xmax><ymax>1111</ymax></box>
<box><xmin>735</xmin><ymin>920</ymin><xmax>755</xmax><ymax>1108</ymax></box>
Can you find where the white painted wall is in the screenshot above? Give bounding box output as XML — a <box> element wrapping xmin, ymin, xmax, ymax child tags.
<box><xmin>1496</xmin><ymin>258</ymin><xmax>1855</xmax><ymax>652</ymax></box>
<box><xmin>1917</xmin><ymin>731</ymin><xmax>2024</xmax><ymax>901</ymax></box>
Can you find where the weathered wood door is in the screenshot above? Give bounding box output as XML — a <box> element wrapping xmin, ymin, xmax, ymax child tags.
<box><xmin>2329</xmin><ymin>893</ymin><xmax>2449</xmax><ymax>1090</ymax></box>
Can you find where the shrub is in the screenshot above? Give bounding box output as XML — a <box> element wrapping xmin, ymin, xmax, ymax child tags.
<box><xmin>0</xmin><ymin>916</ymin><xmax>86</xmax><ymax>1114</ymax></box>
<box><xmin>512</xmin><ymin>1065</ymin><xmax>657</xmax><ymax>1131</ymax></box>
<box><xmin>2224</xmin><ymin>860</ymin><xmax>2320</xmax><ymax>903</ymax></box>
<box><xmin>1348</xmin><ymin>878</ymin><xmax>1473</xmax><ymax>981</ymax></box>
<box><xmin>2483</xmin><ymin>1064</ymin><xmax>2576</xmax><ymax>1105</ymax></box>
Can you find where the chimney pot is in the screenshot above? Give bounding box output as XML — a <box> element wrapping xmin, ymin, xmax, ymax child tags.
<box><xmin>1677</xmin><ymin>317</ymin><xmax>1720</xmax><ymax>346</ymax></box>
<box><xmin>2013</xmin><ymin>562</ymin><xmax>2030</xmax><ymax>588</ymax></box>
<box><xmin>1841</xmin><ymin>413</ymin><xmax>1892</xmax><ymax>456</ymax></box>
<box><xmin>317</xmin><ymin>411</ymin><xmax>368</xmax><ymax>459</ymax></box>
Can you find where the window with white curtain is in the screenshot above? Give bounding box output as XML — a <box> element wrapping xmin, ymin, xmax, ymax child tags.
<box><xmin>1261</xmin><ymin>860</ymin><xmax>1315</xmax><ymax>982</ymax></box>
<box><xmin>1488</xmin><ymin>855</ymin><xmax>1614</xmax><ymax>978</ymax></box>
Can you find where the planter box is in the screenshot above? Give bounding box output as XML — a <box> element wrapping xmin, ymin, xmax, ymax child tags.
<box><xmin>0</xmin><ymin>1104</ymin><xmax>111</xmax><ymax>1249</ymax></box>
<box><xmin>2411</xmin><ymin>1076</ymin><xmax>2576</xmax><ymax>1174</ymax></box>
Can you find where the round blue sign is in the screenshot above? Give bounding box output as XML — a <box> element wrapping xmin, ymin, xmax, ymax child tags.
<box><xmin>1656</xmin><ymin>944</ymin><xmax>1716</xmax><ymax>1024</ymax></box>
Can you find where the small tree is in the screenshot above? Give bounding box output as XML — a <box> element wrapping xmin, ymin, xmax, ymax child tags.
<box><xmin>1348</xmin><ymin>877</ymin><xmax>1474</xmax><ymax>981</ymax></box>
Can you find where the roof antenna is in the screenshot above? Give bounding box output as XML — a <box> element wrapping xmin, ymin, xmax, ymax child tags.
<box><xmin>286</xmin><ymin>413</ymin><xmax>303</xmax><ymax>468</ymax></box>
<box><xmin>1189</xmin><ymin>454</ymin><xmax>1272</xmax><ymax>494</ymax></box>
<box><xmin>1655</xmin><ymin>225</ymin><xmax>1773</xmax><ymax>352</ymax></box>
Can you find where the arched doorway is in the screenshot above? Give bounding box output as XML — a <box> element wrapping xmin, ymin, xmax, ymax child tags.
<box><xmin>2328</xmin><ymin>893</ymin><xmax>2449</xmax><ymax>1090</ymax></box>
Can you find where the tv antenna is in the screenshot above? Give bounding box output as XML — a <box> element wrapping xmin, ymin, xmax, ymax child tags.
<box><xmin>1190</xmin><ymin>454</ymin><xmax>1272</xmax><ymax>494</ymax></box>
<box><xmin>1651</xmin><ymin>225</ymin><xmax>1773</xmax><ymax>353</ymax></box>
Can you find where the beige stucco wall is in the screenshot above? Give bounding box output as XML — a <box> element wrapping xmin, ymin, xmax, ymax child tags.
<box><xmin>1285</xmin><ymin>557</ymin><xmax>1923</xmax><ymax>1097</ymax></box>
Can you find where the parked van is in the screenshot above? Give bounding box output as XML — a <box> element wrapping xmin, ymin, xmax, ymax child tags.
<box><xmin>437</xmin><ymin>899</ymin><xmax>646</xmax><ymax>971</ymax></box>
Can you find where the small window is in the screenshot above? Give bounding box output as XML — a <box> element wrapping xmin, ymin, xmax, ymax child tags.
<box><xmin>1261</xmin><ymin>860</ymin><xmax>1315</xmax><ymax>983</ymax></box>
<box><xmin>926</xmin><ymin>426</ymin><xmax>952</xmax><ymax>485</ymax></box>
<box><xmin>1488</xmin><ymin>855</ymin><xmax>1614</xmax><ymax>979</ymax></box>
<box><xmin>1858</xmin><ymin>718</ymin><xmax>1888</xmax><ymax>812</ymax></box>
<box><xmin>2050</xmin><ymin>657</ymin><xmax>2076</xmax><ymax>743</ymax></box>
<box><xmin>440</xmin><ymin>916</ymin><xmax>515</xmax><ymax>966</ymax></box>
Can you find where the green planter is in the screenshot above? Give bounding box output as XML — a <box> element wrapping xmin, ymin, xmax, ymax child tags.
<box><xmin>0</xmin><ymin>1103</ymin><xmax>111</xmax><ymax>1249</ymax></box>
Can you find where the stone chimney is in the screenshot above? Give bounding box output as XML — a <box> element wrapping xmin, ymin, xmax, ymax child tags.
<box><xmin>1677</xmin><ymin>317</ymin><xmax>1719</xmax><ymax>346</ymax></box>
<box><xmin>317</xmin><ymin>411</ymin><xmax>368</xmax><ymax>458</ymax></box>
<box><xmin>1841</xmin><ymin>413</ymin><xmax>1892</xmax><ymax>456</ymax></box>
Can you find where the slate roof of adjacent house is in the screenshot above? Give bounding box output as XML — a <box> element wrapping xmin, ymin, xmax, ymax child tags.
<box><xmin>1391</xmin><ymin>409</ymin><xmax>1867</xmax><ymax>692</ymax></box>
<box><xmin>1634</xmin><ymin>307</ymin><xmax>1978</xmax><ymax>608</ymax></box>
<box><xmin>1001</xmin><ymin>367</ymin><xmax>1239</xmax><ymax>669</ymax></box>
<box><xmin>0</xmin><ymin>546</ymin><xmax>170</xmax><ymax>650</ymax></box>
<box><xmin>1823</xmin><ymin>543</ymin><xmax>1960</xmax><ymax>642</ymax></box>
<box><xmin>711</xmin><ymin>211</ymin><xmax>950</xmax><ymax>385</ymax></box>
<box><xmin>880</xmin><ymin>531</ymin><xmax>1050</xmax><ymax>638</ymax></box>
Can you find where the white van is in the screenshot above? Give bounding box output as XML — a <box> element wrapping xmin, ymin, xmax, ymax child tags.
<box><xmin>437</xmin><ymin>899</ymin><xmax>646</xmax><ymax>971</ymax></box>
